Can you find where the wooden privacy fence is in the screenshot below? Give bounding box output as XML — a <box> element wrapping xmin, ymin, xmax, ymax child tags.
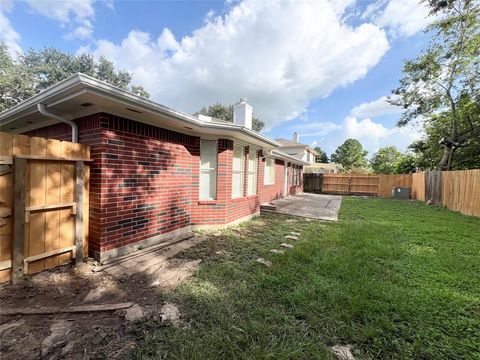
<box><xmin>439</xmin><ymin>169</ymin><xmax>480</xmax><ymax>217</ymax></box>
<box><xmin>322</xmin><ymin>174</ymin><xmax>379</xmax><ymax>195</ymax></box>
<box><xmin>304</xmin><ymin>170</ymin><xmax>480</xmax><ymax>217</ymax></box>
<box><xmin>0</xmin><ymin>132</ymin><xmax>90</xmax><ymax>283</ymax></box>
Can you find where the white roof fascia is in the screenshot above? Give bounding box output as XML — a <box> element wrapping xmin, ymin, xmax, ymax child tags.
<box><xmin>0</xmin><ymin>73</ymin><xmax>279</xmax><ymax>148</ymax></box>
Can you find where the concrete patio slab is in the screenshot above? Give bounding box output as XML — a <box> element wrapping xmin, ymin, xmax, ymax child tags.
<box><xmin>262</xmin><ymin>193</ymin><xmax>342</xmax><ymax>221</ymax></box>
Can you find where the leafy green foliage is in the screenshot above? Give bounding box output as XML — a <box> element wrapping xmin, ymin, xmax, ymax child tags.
<box><xmin>130</xmin><ymin>199</ymin><xmax>480</xmax><ymax>359</ymax></box>
<box><xmin>370</xmin><ymin>146</ymin><xmax>404</xmax><ymax>174</ymax></box>
<box><xmin>0</xmin><ymin>44</ymin><xmax>37</xmax><ymax>112</ymax></box>
<box><xmin>0</xmin><ymin>45</ymin><xmax>150</xmax><ymax>112</ymax></box>
<box><xmin>390</xmin><ymin>0</ymin><xmax>480</xmax><ymax>169</ymax></box>
<box><xmin>313</xmin><ymin>146</ymin><xmax>328</xmax><ymax>163</ymax></box>
<box><xmin>395</xmin><ymin>153</ymin><xmax>418</xmax><ymax>174</ymax></box>
<box><xmin>409</xmin><ymin>95</ymin><xmax>480</xmax><ymax>170</ymax></box>
<box><xmin>195</xmin><ymin>102</ymin><xmax>265</xmax><ymax>132</ymax></box>
<box><xmin>330</xmin><ymin>139</ymin><xmax>368</xmax><ymax>170</ymax></box>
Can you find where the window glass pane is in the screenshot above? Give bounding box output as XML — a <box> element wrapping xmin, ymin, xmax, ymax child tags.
<box><xmin>248</xmin><ymin>173</ymin><xmax>255</xmax><ymax>195</ymax></box>
<box><xmin>232</xmin><ymin>172</ymin><xmax>242</xmax><ymax>198</ymax></box>
<box><xmin>233</xmin><ymin>145</ymin><xmax>243</xmax><ymax>171</ymax></box>
<box><xmin>248</xmin><ymin>149</ymin><xmax>257</xmax><ymax>195</ymax></box>
<box><xmin>232</xmin><ymin>145</ymin><xmax>244</xmax><ymax>198</ymax></box>
<box><xmin>200</xmin><ymin>140</ymin><xmax>217</xmax><ymax>200</ymax></box>
<box><xmin>265</xmin><ymin>158</ymin><xmax>275</xmax><ymax>185</ymax></box>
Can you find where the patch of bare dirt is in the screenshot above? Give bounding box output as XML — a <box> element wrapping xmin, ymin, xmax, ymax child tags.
<box><xmin>0</xmin><ymin>237</ymin><xmax>205</xmax><ymax>359</ymax></box>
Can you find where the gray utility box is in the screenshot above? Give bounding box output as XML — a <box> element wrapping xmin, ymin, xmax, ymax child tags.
<box><xmin>392</xmin><ymin>187</ymin><xmax>411</xmax><ymax>199</ymax></box>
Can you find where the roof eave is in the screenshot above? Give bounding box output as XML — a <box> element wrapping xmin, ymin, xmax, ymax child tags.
<box><xmin>0</xmin><ymin>73</ymin><xmax>279</xmax><ymax>148</ymax></box>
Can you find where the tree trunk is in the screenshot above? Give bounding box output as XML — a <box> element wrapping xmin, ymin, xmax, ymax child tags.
<box><xmin>437</xmin><ymin>145</ymin><xmax>452</xmax><ymax>170</ymax></box>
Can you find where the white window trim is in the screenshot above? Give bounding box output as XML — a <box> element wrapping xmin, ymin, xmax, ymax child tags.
<box><xmin>232</xmin><ymin>144</ymin><xmax>245</xmax><ymax>199</ymax></box>
<box><xmin>264</xmin><ymin>158</ymin><xmax>275</xmax><ymax>185</ymax></box>
<box><xmin>199</xmin><ymin>140</ymin><xmax>217</xmax><ymax>201</ymax></box>
<box><xmin>247</xmin><ymin>149</ymin><xmax>258</xmax><ymax>195</ymax></box>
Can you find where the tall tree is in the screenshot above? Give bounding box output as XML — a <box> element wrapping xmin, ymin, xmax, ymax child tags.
<box><xmin>330</xmin><ymin>139</ymin><xmax>368</xmax><ymax>170</ymax></box>
<box><xmin>314</xmin><ymin>146</ymin><xmax>328</xmax><ymax>163</ymax></box>
<box><xmin>408</xmin><ymin>95</ymin><xmax>480</xmax><ymax>170</ymax></box>
<box><xmin>370</xmin><ymin>146</ymin><xmax>404</xmax><ymax>174</ymax></box>
<box><xmin>395</xmin><ymin>153</ymin><xmax>418</xmax><ymax>174</ymax></box>
<box><xmin>195</xmin><ymin>102</ymin><xmax>265</xmax><ymax>132</ymax></box>
<box><xmin>0</xmin><ymin>45</ymin><xmax>150</xmax><ymax>112</ymax></box>
<box><xmin>0</xmin><ymin>44</ymin><xmax>36</xmax><ymax>111</ymax></box>
<box><xmin>390</xmin><ymin>0</ymin><xmax>480</xmax><ymax>170</ymax></box>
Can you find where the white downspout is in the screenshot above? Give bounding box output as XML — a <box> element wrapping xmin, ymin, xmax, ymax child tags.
<box><xmin>37</xmin><ymin>103</ymin><xmax>78</xmax><ymax>143</ymax></box>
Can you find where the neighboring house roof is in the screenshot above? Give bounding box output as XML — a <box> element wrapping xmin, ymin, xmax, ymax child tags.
<box><xmin>305</xmin><ymin>162</ymin><xmax>344</xmax><ymax>172</ymax></box>
<box><xmin>276</xmin><ymin>138</ymin><xmax>319</xmax><ymax>155</ymax></box>
<box><xmin>0</xmin><ymin>73</ymin><xmax>279</xmax><ymax>149</ymax></box>
<box><xmin>270</xmin><ymin>149</ymin><xmax>309</xmax><ymax>166</ymax></box>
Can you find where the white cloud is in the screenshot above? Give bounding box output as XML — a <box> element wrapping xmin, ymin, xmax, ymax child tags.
<box><xmin>25</xmin><ymin>0</ymin><xmax>96</xmax><ymax>39</ymax></box>
<box><xmin>0</xmin><ymin>1</ymin><xmax>22</xmax><ymax>57</ymax></box>
<box><xmin>88</xmin><ymin>0</ymin><xmax>390</xmax><ymax>129</ymax></box>
<box><xmin>363</xmin><ymin>0</ymin><xmax>433</xmax><ymax>37</ymax></box>
<box><xmin>288</xmin><ymin>104</ymin><xmax>422</xmax><ymax>156</ymax></box>
<box><xmin>350</xmin><ymin>95</ymin><xmax>402</xmax><ymax>118</ymax></box>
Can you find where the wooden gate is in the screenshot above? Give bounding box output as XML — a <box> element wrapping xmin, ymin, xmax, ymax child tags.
<box><xmin>0</xmin><ymin>132</ymin><xmax>90</xmax><ymax>283</ymax></box>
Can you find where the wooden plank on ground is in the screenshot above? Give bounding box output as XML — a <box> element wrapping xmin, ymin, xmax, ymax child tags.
<box><xmin>0</xmin><ymin>302</ymin><xmax>135</xmax><ymax>316</ymax></box>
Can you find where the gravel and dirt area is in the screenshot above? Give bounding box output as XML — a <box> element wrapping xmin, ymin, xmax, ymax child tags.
<box><xmin>0</xmin><ymin>234</ymin><xmax>206</xmax><ymax>359</ymax></box>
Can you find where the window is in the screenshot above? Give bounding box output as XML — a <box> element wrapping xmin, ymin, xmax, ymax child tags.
<box><xmin>247</xmin><ymin>149</ymin><xmax>258</xmax><ymax>195</ymax></box>
<box><xmin>199</xmin><ymin>140</ymin><xmax>217</xmax><ymax>200</ymax></box>
<box><xmin>264</xmin><ymin>158</ymin><xmax>275</xmax><ymax>185</ymax></box>
<box><xmin>292</xmin><ymin>165</ymin><xmax>300</xmax><ymax>186</ymax></box>
<box><xmin>232</xmin><ymin>145</ymin><xmax>245</xmax><ymax>198</ymax></box>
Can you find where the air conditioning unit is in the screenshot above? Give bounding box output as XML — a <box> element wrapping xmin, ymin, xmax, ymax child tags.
<box><xmin>392</xmin><ymin>187</ymin><xmax>411</xmax><ymax>199</ymax></box>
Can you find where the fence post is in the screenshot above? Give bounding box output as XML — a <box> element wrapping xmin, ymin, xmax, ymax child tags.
<box><xmin>12</xmin><ymin>157</ymin><xmax>26</xmax><ymax>284</ymax></box>
<box><xmin>75</xmin><ymin>161</ymin><xmax>84</xmax><ymax>263</ymax></box>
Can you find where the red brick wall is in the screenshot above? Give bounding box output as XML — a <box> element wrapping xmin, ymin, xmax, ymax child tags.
<box><xmin>259</xmin><ymin>159</ymin><xmax>286</xmax><ymax>204</ymax></box>
<box><xmin>24</xmin><ymin>112</ymin><xmax>302</xmax><ymax>257</ymax></box>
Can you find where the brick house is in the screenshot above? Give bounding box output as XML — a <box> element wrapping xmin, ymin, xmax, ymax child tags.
<box><xmin>0</xmin><ymin>74</ymin><xmax>307</xmax><ymax>262</ymax></box>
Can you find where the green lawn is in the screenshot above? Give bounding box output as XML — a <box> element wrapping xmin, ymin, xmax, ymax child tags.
<box><xmin>131</xmin><ymin>198</ymin><xmax>480</xmax><ymax>359</ymax></box>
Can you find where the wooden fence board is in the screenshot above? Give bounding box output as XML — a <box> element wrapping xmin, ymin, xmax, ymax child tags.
<box><xmin>411</xmin><ymin>172</ymin><xmax>425</xmax><ymax>201</ymax></box>
<box><xmin>28</xmin><ymin>137</ymin><xmax>47</xmax><ymax>274</ymax></box>
<box><xmin>425</xmin><ymin>171</ymin><xmax>442</xmax><ymax>205</ymax></box>
<box><xmin>0</xmin><ymin>133</ymin><xmax>13</xmax><ymax>283</ymax></box>
<box><xmin>59</xmin><ymin>141</ymin><xmax>76</xmax><ymax>266</ymax></box>
<box><xmin>0</xmin><ymin>132</ymin><xmax>90</xmax><ymax>283</ymax></box>
<box><xmin>378</xmin><ymin>174</ymin><xmax>412</xmax><ymax>198</ymax></box>
<box><xmin>442</xmin><ymin>169</ymin><xmax>480</xmax><ymax>217</ymax></box>
<box><xmin>303</xmin><ymin>173</ymin><xmax>323</xmax><ymax>193</ymax></box>
<box><xmin>45</xmin><ymin>139</ymin><xmax>62</xmax><ymax>270</ymax></box>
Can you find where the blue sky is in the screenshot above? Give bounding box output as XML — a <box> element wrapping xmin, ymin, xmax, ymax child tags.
<box><xmin>1</xmin><ymin>0</ymin><xmax>434</xmax><ymax>158</ymax></box>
